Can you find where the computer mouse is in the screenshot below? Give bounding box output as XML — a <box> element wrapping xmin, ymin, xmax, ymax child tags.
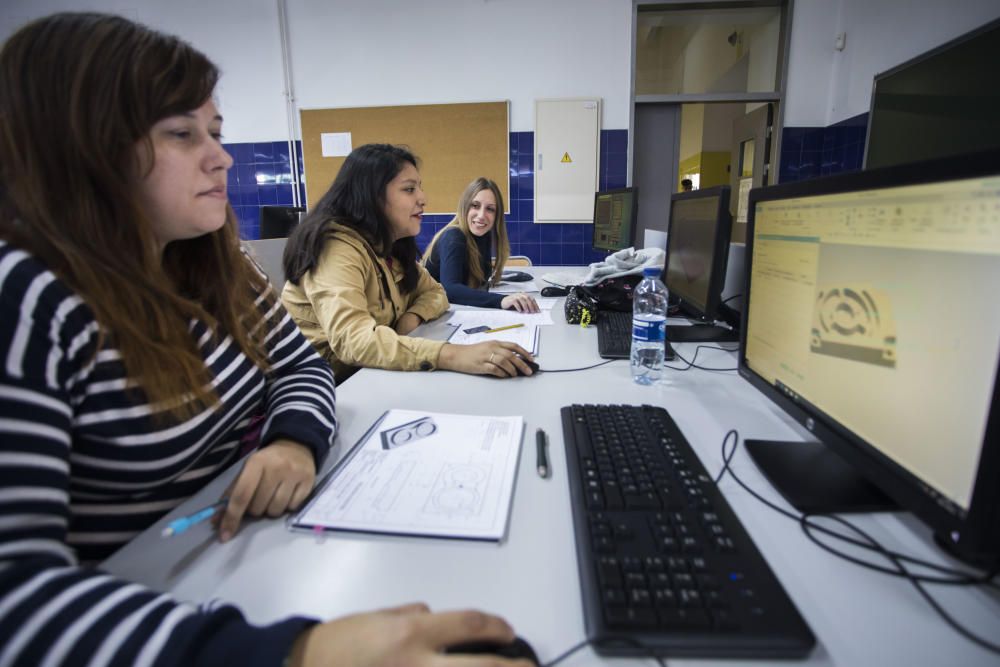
<box><xmin>501</xmin><ymin>270</ymin><xmax>534</xmax><ymax>282</ymax></box>
<box><xmin>514</xmin><ymin>356</ymin><xmax>540</xmax><ymax>376</ymax></box>
<box><xmin>444</xmin><ymin>636</ymin><xmax>539</xmax><ymax>665</ymax></box>
<box><xmin>540</xmin><ymin>286</ymin><xmax>569</xmax><ymax>297</ymax></box>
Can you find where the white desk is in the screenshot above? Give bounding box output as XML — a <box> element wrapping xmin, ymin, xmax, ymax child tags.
<box><xmin>102</xmin><ymin>268</ymin><xmax>1000</xmax><ymax>666</ymax></box>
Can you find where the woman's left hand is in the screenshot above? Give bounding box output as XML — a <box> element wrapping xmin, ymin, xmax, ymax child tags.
<box><xmin>500</xmin><ymin>293</ymin><xmax>540</xmax><ymax>313</ymax></box>
<box><xmin>216</xmin><ymin>439</ymin><xmax>316</xmax><ymax>541</ymax></box>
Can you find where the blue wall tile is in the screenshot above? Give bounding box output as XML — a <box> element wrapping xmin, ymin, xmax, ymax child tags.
<box><xmin>231</xmin><ymin>131</ymin><xmax>628</xmax><ymax>265</ymax></box>
<box><xmin>778</xmin><ymin>114</ymin><xmax>868</xmax><ymax>184</ymax></box>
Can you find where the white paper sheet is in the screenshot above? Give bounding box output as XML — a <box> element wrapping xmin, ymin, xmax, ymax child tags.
<box><xmin>449</xmin><ymin>308</ymin><xmax>553</xmax><ymax>329</ymax></box>
<box><xmin>320</xmin><ymin>132</ymin><xmax>352</xmax><ymax>157</ymax></box>
<box><xmin>447</xmin><ymin>321</ymin><xmax>540</xmax><ymax>352</ymax></box>
<box><xmin>291</xmin><ymin>410</ymin><xmax>524</xmax><ymax>541</ymax></box>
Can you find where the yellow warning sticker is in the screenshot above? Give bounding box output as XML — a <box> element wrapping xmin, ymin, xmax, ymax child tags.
<box><xmin>561</xmin><ymin>152</ymin><xmax>572</xmax><ymax>163</ymax></box>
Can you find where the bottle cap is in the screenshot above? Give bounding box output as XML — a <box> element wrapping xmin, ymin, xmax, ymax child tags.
<box><xmin>643</xmin><ymin>266</ymin><xmax>661</xmax><ymax>277</ymax></box>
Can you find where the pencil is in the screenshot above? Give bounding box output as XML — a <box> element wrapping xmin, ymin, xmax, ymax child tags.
<box><xmin>485</xmin><ymin>323</ymin><xmax>525</xmax><ymax>333</ymax></box>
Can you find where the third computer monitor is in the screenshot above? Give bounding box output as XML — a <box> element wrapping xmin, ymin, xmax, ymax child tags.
<box><xmin>592</xmin><ymin>188</ymin><xmax>638</xmax><ymax>253</ymax></box>
<box><xmin>663</xmin><ymin>185</ymin><xmax>735</xmax><ymax>342</ymax></box>
<box><xmin>739</xmin><ymin>149</ymin><xmax>1000</xmax><ymax>566</ymax></box>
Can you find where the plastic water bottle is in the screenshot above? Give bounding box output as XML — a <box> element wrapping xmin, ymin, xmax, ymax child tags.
<box><xmin>631</xmin><ymin>266</ymin><xmax>669</xmax><ymax>385</ymax></box>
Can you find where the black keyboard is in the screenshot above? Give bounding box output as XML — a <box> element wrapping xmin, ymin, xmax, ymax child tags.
<box><xmin>596</xmin><ymin>311</ymin><xmax>676</xmax><ymax>360</ymax></box>
<box><xmin>561</xmin><ymin>404</ymin><xmax>815</xmax><ymax>658</ymax></box>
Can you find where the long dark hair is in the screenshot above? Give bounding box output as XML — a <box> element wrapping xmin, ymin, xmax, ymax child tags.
<box><xmin>284</xmin><ymin>143</ymin><xmax>421</xmax><ymax>293</ymax></box>
<box><xmin>0</xmin><ymin>12</ymin><xmax>273</xmax><ymax>417</ymax></box>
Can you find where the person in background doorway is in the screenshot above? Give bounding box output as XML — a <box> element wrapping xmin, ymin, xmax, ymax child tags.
<box><xmin>422</xmin><ymin>177</ymin><xmax>539</xmax><ymax>313</ymax></box>
<box><xmin>681</xmin><ymin>178</ymin><xmax>694</xmax><ymax>192</ymax></box>
<box><xmin>281</xmin><ymin>145</ymin><xmax>536</xmax><ymax>383</ymax></box>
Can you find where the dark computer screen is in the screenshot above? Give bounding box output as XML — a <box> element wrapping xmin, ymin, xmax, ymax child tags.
<box><xmin>259</xmin><ymin>206</ymin><xmax>305</xmax><ymax>239</ymax></box>
<box><xmin>592</xmin><ymin>188</ymin><xmax>638</xmax><ymax>252</ymax></box>
<box><xmin>664</xmin><ymin>186</ymin><xmax>732</xmax><ymax>321</ymax></box>
<box><xmin>864</xmin><ymin>17</ymin><xmax>1000</xmax><ymax>170</ymax></box>
<box><xmin>740</xmin><ymin>150</ymin><xmax>1000</xmax><ymax>565</ymax></box>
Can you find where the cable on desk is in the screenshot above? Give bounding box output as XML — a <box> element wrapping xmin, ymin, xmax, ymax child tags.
<box><xmin>798</xmin><ymin>512</ymin><xmax>1000</xmax><ymax>655</ymax></box>
<box><xmin>539</xmin><ymin>359</ymin><xmax>620</xmax><ymax>373</ymax></box>
<box><xmin>665</xmin><ymin>344</ymin><xmax>739</xmax><ymax>373</ymax></box>
<box><xmin>713</xmin><ymin>430</ymin><xmax>1000</xmax><ymax>655</ymax></box>
<box><xmin>713</xmin><ymin>431</ymin><xmax>999</xmax><ymax>586</ymax></box>
<box><xmin>541</xmin><ymin>636</ymin><xmax>669</xmax><ymax>667</ymax></box>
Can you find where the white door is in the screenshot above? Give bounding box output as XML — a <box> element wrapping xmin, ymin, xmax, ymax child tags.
<box><xmin>534</xmin><ymin>98</ymin><xmax>600</xmax><ymax>223</ymax></box>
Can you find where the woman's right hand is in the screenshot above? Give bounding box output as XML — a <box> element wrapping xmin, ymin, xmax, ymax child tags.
<box><xmin>287</xmin><ymin>604</ymin><xmax>533</xmax><ymax>667</ymax></box>
<box><xmin>438</xmin><ymin>341</ymin><xmax>535</xmax><ymax>377</ymax></box>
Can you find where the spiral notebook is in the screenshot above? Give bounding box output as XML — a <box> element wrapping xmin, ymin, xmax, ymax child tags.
<box><xmin>290</xmin><ymin>409</ymin><xmax>525</xmax><ymax>541</ymax></box>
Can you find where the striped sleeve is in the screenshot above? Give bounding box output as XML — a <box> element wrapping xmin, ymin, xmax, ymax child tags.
<box><xmin>246</xmin><ymin>256</ymin><xmax>338</xmax><ymax>465</ymax></box>
<box><xmin>0</xmin><ymin>247</ymin><xmax>317</xmax><ymax>666</ymax></box>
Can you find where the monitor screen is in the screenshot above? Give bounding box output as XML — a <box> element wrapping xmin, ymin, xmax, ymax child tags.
<box><xmin>741</xmin><ymin>151</ymin><xmax>1000</xmax><ymax>563</ymax></box>
<box><xmin>592</xmin><ymin>188</ymin><xmax>638</xmax><ymax>252</ymax></box>
<box><xmin>665</xmin><ymin>186</ymin><xmax>732</xmax><ymax>321</ymax></box>
<box><xmin>864</xmin><ymin>17</ymin><xmax>1000</xmax><ymax>170</ymax></box>
<box><xmin>259</xmin><ymin>206</ymin><xmax>305</xmax><ymax>239</ymax></box>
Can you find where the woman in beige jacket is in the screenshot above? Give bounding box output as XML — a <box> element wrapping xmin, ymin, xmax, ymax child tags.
<box><xmin>281</xmin><ymin>144</ymin><xmax>535</xmax><ymax>383</ymax></box>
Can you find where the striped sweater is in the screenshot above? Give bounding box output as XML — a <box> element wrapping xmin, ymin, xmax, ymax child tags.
<box><xmin>0</xmin><ymin>241</ymin><xmax>338</xmax><ymax>666</ymax></box>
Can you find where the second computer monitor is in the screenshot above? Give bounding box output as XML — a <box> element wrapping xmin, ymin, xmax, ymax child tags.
<box><xmin>592</xmin><ymin>188</ymin><xmax>638</xmax><ymax>253</ymax></box>
<box><xmin>663</xmin><ymin>186</ymin><xmax>733</xmax><ymax>340</ymax></box>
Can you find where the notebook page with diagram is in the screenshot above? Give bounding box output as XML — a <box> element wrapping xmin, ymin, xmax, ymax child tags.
<box><xmin>290</xmin><ymin>410</ymin><xmax>524</xmax><ymax>541</ymax></box>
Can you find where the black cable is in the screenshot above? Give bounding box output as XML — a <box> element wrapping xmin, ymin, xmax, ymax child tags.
<box><xmin>714</xmin><ymin>431</ymin><xmax>1000</xmax><ymax>654</ymax></box>
<box><xmin>721</xmin><ymin>293</ymin><xmax>743</xmax><ymax>305</ymax></box>
<box><xmin>666</xmin><ymin>344</ymin><xmax>739</xmax><ymax>372</ymax></box>
<box><xmin>714</xmin><ymin>432</ymin><xmax>998</xmax><ymax>586</ymax></box>
<box><xmin>798</xmin><ymin>512</ymin><xmax>1000</xmax><ymax>655</ymax></box>
<box><xmin>539</xmin><ymin>359</ymin><xmax>620</xmax><ymax>373</ymax></box>
<box><xmin>541</xmin><ymin>636</ymin><xmax>671</xmax><ymax>667</ymax></box>
<box><xmin>541</xmin><ymin>638</ymin><xmax>590</xmax><ymax>667</ymax></box>
<box><xmin>713</xmin><ymin>429</ymin><xmax>739</xmax><ymax>483</ymax></box>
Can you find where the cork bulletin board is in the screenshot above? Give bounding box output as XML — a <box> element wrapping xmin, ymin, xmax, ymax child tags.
<box><xmin>300</xmin><ymin>101</ymin><xmax>510</xmax><ymax>214</ymax></box>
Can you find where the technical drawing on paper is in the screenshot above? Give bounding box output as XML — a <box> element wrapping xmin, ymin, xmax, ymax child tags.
<box><xmin>423</xmin><ymin>464</ymin><xmax>490</xmax><ymax>517</ymax></box>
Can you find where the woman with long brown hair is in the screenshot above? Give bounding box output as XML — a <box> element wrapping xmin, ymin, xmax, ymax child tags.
<box><xmin>0</xmin><ymin>12</ymin><xmax>523</xmax><ymax>667</ymax></box>
<box><xmin>422</xmin><ymin>177</ymin><xmax>538</xmax><ymax>312</ymax></box>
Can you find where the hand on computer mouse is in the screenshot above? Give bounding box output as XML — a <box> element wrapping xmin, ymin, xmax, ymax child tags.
<box><xmin>439</xmin><ymin>342</ymin><xmax>535</xmax><ymax>378</ymax></box>
<box><xmin>445</xmin><ymin>636</ymin><xmax>540</xmax><ymax>665</ymax></box>
<box><xmin>285</xmin><ymin>604</ymin><xmax>531</xmax><ymax>667</ymax></box>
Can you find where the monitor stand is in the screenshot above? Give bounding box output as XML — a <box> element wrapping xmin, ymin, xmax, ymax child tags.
<box><xmin>666</xmin><ymin>323</ymin><xmax>739</xmax><ymax>343</ymax></box>
<box><xmin>744</xmin><ymin>439</ymin><xmax>897</xmax><ymax>514</ymax></box>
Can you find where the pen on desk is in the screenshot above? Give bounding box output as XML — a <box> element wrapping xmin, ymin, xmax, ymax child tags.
<box><xmin>536</xmin><ymin>428</ymin><xmax>550</xmax><ymax>479</ymax></box>
<box><xmin>161</xmin><ymin>498</ymin><xmax>228</xmax><ymax>538</ymax></box>
<box><xmin>486</xmin><ymin>323</ymin><xmax>525</xmax><ymax>334</ymax></box>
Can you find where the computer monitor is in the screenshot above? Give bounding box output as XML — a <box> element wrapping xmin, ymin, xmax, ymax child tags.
<box><xmin>663</xmin><ymin>185</ymin><xmax>737</xmax><ymax>343</ymax></box>
<box><xmin>864</xmin><ymin>17</ymin><xmax>1000</xmax><ymax>170</ymax></box>
<box><xmin>259</xmin><ymin>206</ymin><xmax>305</xmax><ymax>239</ymax></box>
<box><xmin>740</xmin><ymin>149</ymin><xmax>1000</xmax><ymax>567</ymax></box>
<box><xmin>591</xmin><ymin>188</ymin><xmax>638</xmax><ymax>253</ymax></box>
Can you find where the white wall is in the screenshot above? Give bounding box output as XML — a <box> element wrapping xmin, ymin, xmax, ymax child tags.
<box><xmin>287</xmin><ymin>0</ymin><xmax>632</xmax><ymax>132</ymax></box>
<box><xmin>785</xmin><ymin>0</ymin><xmax>1000</xmax><ymax>126</ymax></box>
<box><xmin>1</xmin><ymin>0</ymin><xmax>288</xmax><ymax>143</ymax></box>
<box><xmin>1</xmin><ymin>0</ymin><xmax>632</xmax><ymax>142</ymax></box>
<box><xmin>6</xmin><ymin>0</ymin><xmax>999</xmax><ymax>142</ymax></box>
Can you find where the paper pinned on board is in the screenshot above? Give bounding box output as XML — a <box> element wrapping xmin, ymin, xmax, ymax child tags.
<box><xmin>321</xmin><ymin>132</ymin><xmax>352</xmax><ymax>157</ymax></box>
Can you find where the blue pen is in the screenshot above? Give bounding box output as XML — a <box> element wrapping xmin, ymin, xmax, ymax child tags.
<box><xmin>161</xmin><ymin>499</ymin><xmax>228</xmax><ymax>538</ymax></box>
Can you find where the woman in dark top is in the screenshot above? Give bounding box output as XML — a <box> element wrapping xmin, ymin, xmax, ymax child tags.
<box><xmin>423</xmin><ymin>178</ymin><xmax>539</xmax><ymax>312</ymax></box>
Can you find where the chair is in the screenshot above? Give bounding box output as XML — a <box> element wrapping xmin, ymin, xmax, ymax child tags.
<box><xmin>506</xmin><ymin>255</ymin><xmax>533</xmax><ymax>267</ymax></box>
